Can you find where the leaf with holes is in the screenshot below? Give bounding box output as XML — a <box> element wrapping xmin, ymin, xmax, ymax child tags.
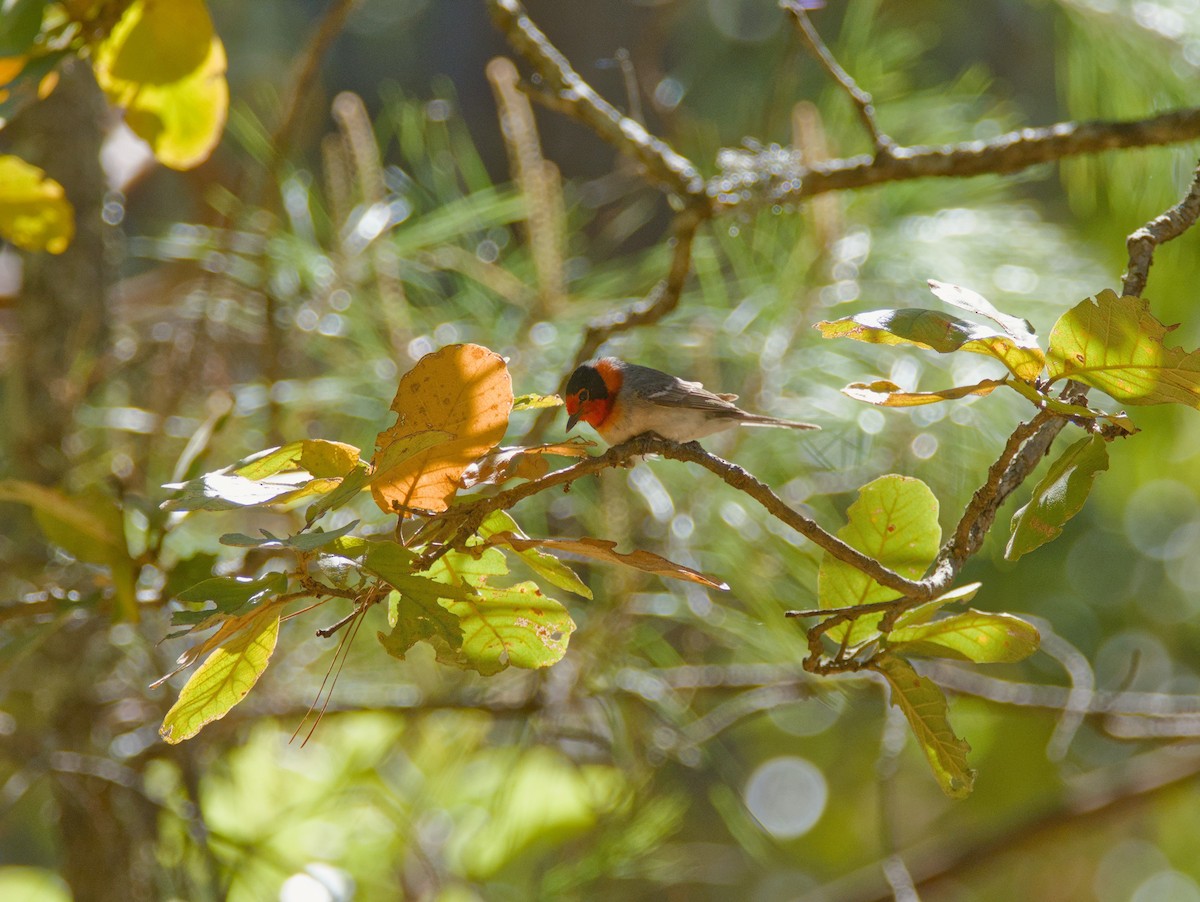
<box><xmin>1007</xmin><ymin>435</ymin><xmax>1109</xmax><ymax>561</ymax></box>
<box><xmin>817</xmin><ymin>475</ymin><xmax>940</xmax><ymax>646</ymax></box>
<box><xmin>816</xmin><ymin>308</ymin><xmax>1044</xmax><ymax>381</ymax></box>
<box><xmin>874</xmin><ymin>654</ymin><xmax>974</xmax><ymax>799</ymax></box>
<box><xmin>372</xmin><ymin>344</ymin><xmax>512</xmax><ymax>516</ymax></box>
<box><xmin>1046</xmin><ymin>290</ymin><xmax>1200</xmax><ymax>407</ymax></box>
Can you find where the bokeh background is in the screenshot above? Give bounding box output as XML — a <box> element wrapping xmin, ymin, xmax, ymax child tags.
<box><xmin>3</xmin><ymin>1</ymin><xmax>1200</xmax><ymax>900</ymax></box>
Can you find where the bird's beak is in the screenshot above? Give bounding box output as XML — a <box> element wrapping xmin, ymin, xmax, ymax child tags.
<box><xmin>566</xmin><ymin>410</ymin><xmax>581</xmax><ymax>432</ymax></box>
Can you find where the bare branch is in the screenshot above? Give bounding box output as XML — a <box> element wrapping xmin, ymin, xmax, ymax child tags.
<box><xmin>1122</xmin><ymin>158</ymin><xmax>1200</xmax><ymax>296</ymax></box>
<box><xmin>754</xmin><ymin>108</ymin><xmax>1200</xmax><ymax>205</ymax></box>
<box><xmin>781</xmin><ymin>1</ymin><xmax>895</xmax><ymax>157</ymax></box>
<box><xmin>486</xmin><ymin>0</ymin><xmax>707</xmax><ymax>203</ymax></box>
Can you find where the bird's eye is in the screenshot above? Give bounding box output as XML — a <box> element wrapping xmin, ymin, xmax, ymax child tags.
<box><xmin>577</xmin><ymin>389</ymin><xmax>590</xmax><ymax>402</ymax></box>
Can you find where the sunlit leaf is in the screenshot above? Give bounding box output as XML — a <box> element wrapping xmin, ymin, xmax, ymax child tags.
<box><xmin>926</xmin><ymin>280</ymin><xmax>1042</xmax><ymax>350</ymax></box>
<box><xmin>842</xmin><ymin>378</ymin><xmax>1006</xmax><ymax>407</ymax></box>
<box><xmin>429</xmin><ymin>549</ymin><xmax>575</xmax><ymax>674</ymax></box>
<box><xmin>893</xmin><ymin>583</ymin><xmax>982</xmax><ymax>628</ymax></box>
<box><xmin>0</xmin><ymin>155</ymin><xmax>74</xmax><ymax>253</ymax></box>
<box><xmin>93</xmin><ymin>0</ymin><xmax>228</xmax><ymax>169</ymax></box>
<box><xmin>873</xmin><ymin>654</ymin><xmax>974</xmax><ymax>799</ymax></box>
<box><xmin>889</xmin><ymin>610</ymin><xmax>1040</xmax><ymax>663</ymax></box>
<box><xmin>815</xmin><ymin>308</ymin><xmax>1044</xmax><ymax>381</ymax></box>
<box><xmin>476</xmin><ymin>511</ymin><xmax>592</xmax><ymax>599</ymax></box>
<box><xmin>306</xmin><ymin>462</ymin><xmax>372</xmax><ymax>525</ymax></box>
<box><xmin>371</xmin><ymin>344</ymin><xmax>513</xmax><ymax>516</ymax></box>
<box><xmin>486</xmin><ymin>533</ymin><xmax>728</xmax><ymax>590</ymax></box>
<box><xmin>1006</xmin><ymin>435</ymin><xmax>1109</xmax><ymax>561</ymax></box>
<box><xmin>158</xmin><ymin>600</ymin><xmax>283</xmax><ymax>743</ymax></box>
<box><xmin>512</xmin><ymin>392</ymin><xmax>563</xmax><ymax>411</ymax></box>
<box><xmin>161</xmin><ymin>471</ymin><xmax>308</xmax><ymax>511</ymax></box>
<box><xmin>233</xmin><ymin>440</ymin><xmax>362</xmax><ymax>480</ymax></box>
<box><xmin>1046</xmin><ymin>289</ymin><xmax>1200</xmax><ymax>407</ymax></box>
<box><xmin>458</xmin><ymin>437</ymin><xmax>595</xmax><ymax>489</ymax></box>
<box><xmin>377</xmin><ymin>591</ymin><xmax>465</xmax><ymax>663</ymax></box>
<box><xmin>817</xmin><ymin>475</ymin><xmax>940</xmax><ymax>646</ymax></box>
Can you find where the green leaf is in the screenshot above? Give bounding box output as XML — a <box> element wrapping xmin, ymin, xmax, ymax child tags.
<box><xmin>512</xmin><ymin>392</ymin><xmax>563</xmax><ymax>411</ymax></box>
<box><xmin>889</xmin><ymin>610</ymin><xmax>1040</xmax><ymax>663</ymax></box>
<box><xmin>92</xmin><ymin>0</ymin><xmax>228</xmax><ymax>170</ymax></box>
<box><xmin>1006</xmin><ymin>435</ymin><xmax>1109</xmax><ymax>561</ymax></box>
<box><xmin>306</xmin><ymin>462</ymin><xmax>372</xmax><ymax>525</ymax></box>
<box><xmin>873</xmin><ymin>654</ymin><xmax>974</xmax><ymax>799</ymax></box>
<box><xmin>0</xmin><ymin>481</ymin><xmax>136</xmax><ymax>620</ymax></box>
<box><xmin>477</xmin><ymin>511</ymin><xmax>592</xmax><ymax>599</ymax></box>
<box><xmin>172</xmin><ymin>572</ymin><xmax>287</xmax><ymax>625</ymax></box>
<box><xmin>0</xmin><ymin>155</ymin><xmax>74</xmax><ymax>253</ymax></box>
<box><xmin>842</xmin><ymin>378</ymin><xmax>1006</xmax><ymax>407</ymax></box>
<box><xmin>0</xmin><ymin>0</ymin><xmax>47</xmax><ymax>57</ymax></box>
<box><xmin>159</xmin><ymin>601</ymin><xmax>283</xmax><ymax>743</ymax></box>
<box><xmin>231</xmin><ymin>440</ymin><xmax>361</xmax><ymax>479</ymax></box>
<box><xmin>817</xmin><ymin>475</ymin><xmax>940</xmax><ymax>646</ymax></box>
<box><xmin>815</xmin><ymin>308</ymin><xmax>1044</xmax><ymax>381</ymax></box>
<box><xmin>161</xmin><ymin>471</ymin><xmax>308</xmax><ymax>511</ymax></box>
<box><xmin>218</xmin><ymin>520</ymin><xmax>360</xmax><ymax>552</ymax></box>
<box><xmin>1046</xmin><ymin>289</ymin><xmax>1200</xmax><ymax>407</ymax></box>
<box><xmin>363</xmin><ymin>540</ymin><xmax>468</xmax><ymax>603</ymax></box>
<box><xmin>377</xmin><ymin>591</ymin><xmax>465</xmax><ymax>665</ymax></box>
<box><xmin>893</xmin><ymin>582</ymin><xmax>982</xmax><ymax>628</ymax></box>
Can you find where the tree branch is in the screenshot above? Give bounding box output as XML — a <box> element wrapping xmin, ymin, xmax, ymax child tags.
<box><xmin>486</xmin><ymin>0</ymin><xmax>707</xmax><ymax>203</ymax></box>
<box><xmin>1122</xmin><ymin>158</ymin><xmax>1200</xmax><ymax>296</ymax></box>
<box><xmin>782</xmin><ymin>0</ymin><xmax>895</xmax><ymax>157</ymax></box>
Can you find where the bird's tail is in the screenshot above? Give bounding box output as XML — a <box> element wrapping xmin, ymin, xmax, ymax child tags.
<box><xmin>737</xmin><ymin>414</ymin><xmax>820</xmax><ymax>430</ymax></box>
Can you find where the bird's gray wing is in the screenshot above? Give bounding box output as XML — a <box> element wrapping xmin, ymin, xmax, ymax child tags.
<box><xmin>623</xmin><ymin>363</ymin><xmax>745</xmax><ymax>415</ymax></box>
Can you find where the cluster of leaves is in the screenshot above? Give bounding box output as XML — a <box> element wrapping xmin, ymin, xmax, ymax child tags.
<box><xmin>155</xmin><ymin>344</ymin><xmax>722</xmax><ymax>743</ymax></box>
<box><xmin>0</xmin><ymin>0</ymin><xmax>227</xmax><ymax>252</ymax></box>
<box><xmin>810</xmin><ymin>280</ymin><xmax>1200</xmax><ymax>795</ymax></box>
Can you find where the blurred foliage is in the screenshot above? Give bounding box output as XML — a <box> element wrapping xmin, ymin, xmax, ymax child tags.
<box><xmin>2</xmin><ymin>0</ymin><xmax>1200</xmax><ymax>900</ymax></box>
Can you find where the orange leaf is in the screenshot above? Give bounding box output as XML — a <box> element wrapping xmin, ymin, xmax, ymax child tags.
<box><xmin>458</xmin><ymin>436</ymin><xmax>596</xmax><ymax>489</ymax></box>
<box><xmin>371</xmin><ymin>344</ymin><xmax>513</xmax><ymax>516</ymax></box>
<box><xmin>487</xmin><ymin>532</ymin><xmax>728</xmax><ymax>590</ymax></box>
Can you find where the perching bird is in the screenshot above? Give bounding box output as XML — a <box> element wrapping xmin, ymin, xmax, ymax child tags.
<box><xmin>563</xmin><ymin>357</ymin><xmax>820</xmax><ymax>445</ymax></box>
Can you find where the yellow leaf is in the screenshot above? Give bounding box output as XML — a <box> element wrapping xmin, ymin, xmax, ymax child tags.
<box><xmin>0</xmin><ymin>155</ymin><xmax>74</xmax><ymax>253</ymax></box>
<box><xmin>93</xmin><ymin>0</ymin><xmax>228</xmax><ymax>170</ymax></box>
<box><xmin>371</xmin><ymin>344</ymin><xmax>513</xmax><ymax>516</ymax></box>
<box><xmin>158</xmin><ymin>600</ymin><xmax>283</xmax><ymax>743</ymax></box>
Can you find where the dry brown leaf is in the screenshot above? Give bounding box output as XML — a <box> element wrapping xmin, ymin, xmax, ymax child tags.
<box><xmin>371</xmin><ymin>344</ymin><xmax>512</xmax><ymax>516</ymax></box>
<box><xmin>487</xmin><ymin>532</ymin><xmax>729</xmax><ymax>590</ymax></box>
<box><xmin>458</xmin><ymin>436</ymin><xmax>597</xmax><ymax>489</ymax></box>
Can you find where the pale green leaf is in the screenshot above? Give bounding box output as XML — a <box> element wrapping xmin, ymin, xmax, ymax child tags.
<box><xmin>818</xmin><ymin>475</ymin><xmax>940</xmax><ymax>645</ymax></box>
<box><xmin>843</xmin><ymin>378</ymin><xmax>1006</xmax><ymax>407</ymax></box>
<box><xmin>477</xmin><ymin>511</ymin><xmax>592</xmax><ymax>599</ymax></box>
<box><xmin>874</xmin><ymin>654</ymin><xmax>974</xmax><ymax>799</ymax></box>
<box><xmin>889</xmin><ymin>610</ymin><xmax>1040</xmax><ymax>663</ymax></box>
<box><xmin>1046</xmin><ymin>289</ymin><xmax>1200</xmax><ymax>407</ymax></box>
<box><xmin>1007</xmin><ymin>435</ymin><xmax>1109</xmax><ymax>561</ymax></box>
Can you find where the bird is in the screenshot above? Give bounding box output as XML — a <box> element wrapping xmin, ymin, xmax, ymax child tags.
<box><xmin>563</xmin><ymin>357</ymin><xmax>820</xmax><ymax>445</ymax></box>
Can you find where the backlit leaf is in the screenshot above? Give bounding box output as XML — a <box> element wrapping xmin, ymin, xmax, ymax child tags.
<box><xmin>874</xmin><ymin>654</ymin><xmax>974</xmax><ymax>798</ymax></box>
<box><xmin>158</xmin><ymin>600</ymin><xmax>283</xmax><ymax>743</ymax></box>
<box><xmin>816</xmin><ymin>308</ymin><xmax>1044</xmax><ymax>381</ymax></box>
<box><xmin>486</xmin><ymin>533</ymin><xmax>728</xmax><ymax>591</ymax></box>
<box><xmin>926</xmin><ymin>280</ymin><xmax>1041</xmax><ymax>350</ymax></box>
<box><xmin>0</xmin><ymin>155</ymin><xmax>74</xmax><ymax>253</ymax></box>
<box><xmin>842</xmin><ymin>378</ymin><xmax>1005</xmax><ymax>407</ymax></box>
<box><xmin>1046</xmin><ymin>289</ymin><xmax>1200</xmax><ymax>407</ymax></box>
<box><xmin>377</xmin><ymin>591</ymin><xmax>465</xmax><ymax>663</ymax></box>
<box><xmin>93</xmin><ymin>0</ymin><xmax>228</xmax><ymax>169</ymax></box>
<box><xmin>817</xmin><ymin>475</ymin><xmax>940</xmax><ymax>646</ymax></box>
<box><xmin>371</xmin><ymin>344</ymin><xmax>512</xmax><ymax>516</ymax></box>
<box><xmin>889</xmin><ymin>610</ymin><xmax>1040</xmax><ymax>663</ymax></box>
<box><xmin>1006</xmin><ymin>435</ymin><xmax>1109</xmax><ymax>561</ymax></box>
<box><xmin>512</xmin><ymin>392</ymin><xmax>563</xmax><ymax>411</ymax></box>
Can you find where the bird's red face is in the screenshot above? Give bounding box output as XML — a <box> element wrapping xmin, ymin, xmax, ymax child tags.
<box><xmin>564</xmin><ymin>360</ymin><xmax>622</xmax><ymax>434</ymax></box>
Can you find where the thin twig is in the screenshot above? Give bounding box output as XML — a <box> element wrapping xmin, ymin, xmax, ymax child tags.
<box><xmin>782</xmin><ymin>1</ymin><xmax>895</xmax><ymax>156</ymax></box>
<box><xmin>486</xmin><ymin>0</ymin><xmax>707</xmax><ymax>202</ymax></box>
<box><xmin>1122</xmin><ymin>159</ymin><xmax>1200</xmax><ymax>296</ymax></box>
